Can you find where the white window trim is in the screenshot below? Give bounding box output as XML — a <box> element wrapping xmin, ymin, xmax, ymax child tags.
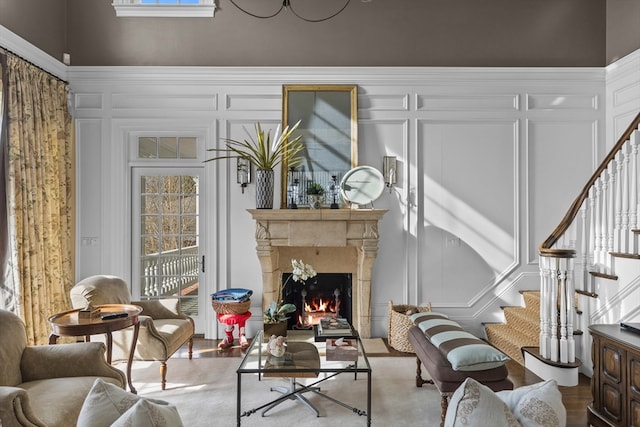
<box><xmin>112</xmin><ymin>0</ymin><xmax>216</xmax><ymax>18</ymax></box>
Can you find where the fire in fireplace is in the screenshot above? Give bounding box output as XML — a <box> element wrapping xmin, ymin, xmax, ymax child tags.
<box><xmin>282</xmin><ymin>273</ymin><xmax>352</xmax><ymax>329</ymax></box>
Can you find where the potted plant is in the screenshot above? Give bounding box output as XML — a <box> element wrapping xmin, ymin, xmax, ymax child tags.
<box><xmin>306</xmin><ymin>182</ymin><xmax>325</xmax><ymax>209</ymax></box>
<box><xmin>264</xmin><ymin>259</ymin><xmax>317</xmax><ymax>336</ymax></box>
<box><xmin>205</xmin><ymin>121</ymin><xmax>304</xmax><ymax>209</ymax></box>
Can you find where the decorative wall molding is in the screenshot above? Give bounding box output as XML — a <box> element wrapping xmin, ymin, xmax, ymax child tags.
<box><xmin>0</xmin><ymin>25</ymin><xmax>66</xmax><ymax>80</ymax></box>
<box><xmin>7</xmin><ymin>26</ymin><xmax>635</xmax><ymax>340</ymax></box>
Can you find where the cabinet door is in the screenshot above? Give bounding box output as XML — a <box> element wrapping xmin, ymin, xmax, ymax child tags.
<box><xmin>601</xmin><ymin>341</ymin><xmax>626</xmax><ymax>424</ymax></box>
<box><xmin>630</xmin><ymin>351</ymin><xmax>640</xmax><ymax>427</ymax></box>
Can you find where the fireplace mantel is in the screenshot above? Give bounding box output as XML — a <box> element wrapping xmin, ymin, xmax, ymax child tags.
<box><xmin>248</xmin><ymin>209</ymin><xmax>387</xmax><ymax>338</ymax></box>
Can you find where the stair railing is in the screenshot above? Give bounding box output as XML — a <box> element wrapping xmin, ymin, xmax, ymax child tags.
<box><xmin>538</xmin><ymin>112</ymin><xmax>640</xmax><ymax>364</ymax></box>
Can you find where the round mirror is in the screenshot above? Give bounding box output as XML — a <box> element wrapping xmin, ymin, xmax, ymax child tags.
<box><xmin>339</xmin><ymin>166</ymin><xmax>385</xmax><ymax>206</ymax></box>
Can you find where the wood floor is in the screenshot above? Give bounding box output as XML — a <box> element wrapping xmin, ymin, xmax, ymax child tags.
<box><xmin>183</xmin><ymin>336</ymin><xmax>592</xmax><ymax>426</ymax></box>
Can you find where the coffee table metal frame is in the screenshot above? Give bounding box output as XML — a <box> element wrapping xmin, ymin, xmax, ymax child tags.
<box><xmin>48</xmin><ymin>303</ymin><xmax>142</xmax><ymax>393</ymax></box>
<box><xmin>236</xmin><ymin>329</ymin><xmax>372</xmax><ymax>426</ymax></box>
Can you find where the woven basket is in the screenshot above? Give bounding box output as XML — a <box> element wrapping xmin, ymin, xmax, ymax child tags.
<box><xmin>211</xmin><ymin>299</ymin><xmax>251</xmax><ymax>315</ymax></box>
<box><xmin>387</xmin><ymin>300</ymin><xmax>432</xmax><ymax>353</ymax></box>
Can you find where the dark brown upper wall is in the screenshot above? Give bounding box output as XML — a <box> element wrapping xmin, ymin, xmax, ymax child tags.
<box><xmin>607</xmin><ymin>0</ymin><xmax>640</xmax><ymax>64</ymax></box>
<box><xmin>62</xmin><ymin>0</ymin><xmax>606</xmax><ymax>67</ymax></box>
<box><xmin>5</xmin><ymin>0</ymin><xmax>635</xmax><ymax>67</ymax></box>
<box><xmin>0</xmin><ymin>0</ymin><xmax>67</xmax><ymax>62</ymax></box>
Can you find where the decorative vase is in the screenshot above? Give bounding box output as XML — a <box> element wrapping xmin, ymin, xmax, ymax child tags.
<box><xmin>255</xmin><ymin>169</ymin><xmax>275</xmax><ymax>209</ymax></box>
<box><xmin>264</xmin><ymin>321</ymin><xmax>287</xmax><ymax>337</ymax></box>
<box><xmin>307</xmin><ymin>194</ymin><xmax>323</xmax><ymax>209</ymax></box>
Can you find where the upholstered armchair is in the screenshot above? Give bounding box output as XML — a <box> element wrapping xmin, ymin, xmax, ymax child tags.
<box><xmin>0</xmin><ymin>309</ymin><xmax>126</xmax><ymax>427</ymax></box>
<box><xmin>70</xmin><ymin>275</ymin><xmax>195</xmax><ymax>391</ymax></box>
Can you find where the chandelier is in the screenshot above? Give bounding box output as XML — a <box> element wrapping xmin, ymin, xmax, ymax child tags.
<box><xmin>229</xmin><ymin>0</ymin><xmax>351</xmax><ymax>23</ymax></box>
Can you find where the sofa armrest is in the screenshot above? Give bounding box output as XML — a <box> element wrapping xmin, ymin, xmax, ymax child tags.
<box><xmin>20</xmin><ymin>342</ymin><xmax>126</xmax><ymax>386</ymax></box>
<box><xmin>131</xmin><ymin>298</ymin><xmax>189</xmax><ymax>320</ymax></box>
<box><xmin>0</xmin><ymin>386</ymin><xmax>46</xmax><ymax>427</ymax></box>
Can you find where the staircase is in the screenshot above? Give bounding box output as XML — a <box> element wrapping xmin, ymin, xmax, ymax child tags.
<box><xmin>486</xmin><ymin>112</ymin><xmax>640</xmax><ymax>385</ymax></box>
<box><xmin>485</xmin><ymin>290</ymin><xmax>540</xmax><ymax>365</ymax></box>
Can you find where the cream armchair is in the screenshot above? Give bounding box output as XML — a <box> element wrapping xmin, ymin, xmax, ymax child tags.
<box><xmin>0</xmin><ymin>309</ymin><xmax>126</xmax><ymax>427</ymax></box>
<box><xmin>70</xmin><ymin>275</ymin><xmax>195</xmax><ymax>391</ymax></box>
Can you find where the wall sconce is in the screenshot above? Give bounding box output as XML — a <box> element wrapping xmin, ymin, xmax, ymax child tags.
<box><xmin>383</xmin><ymin>156</ymin><xmax>397</xmax><ymax>192</ymax></box>
<box><xmin>237</xmin><ymin>157</ymin><xmax>251</xmax><ymax>193</ymax></box>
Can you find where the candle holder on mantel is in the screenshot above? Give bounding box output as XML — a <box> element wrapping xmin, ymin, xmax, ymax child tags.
<box><xmin>287</xmin><ymin>168</ymin><xmax>299</xmax><ymax>209</ymax></box>
<box><xmin>329</xmin><ymin>175</ymin><xmax>339</xmax><ymax>209</ymax></box>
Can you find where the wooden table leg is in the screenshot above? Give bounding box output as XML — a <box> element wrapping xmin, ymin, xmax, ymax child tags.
<box><xmin>106</xmin><ymin>332</ymin><xmax>113</xmax><ymax>364</ymax></box>
<box><xmin>127</xmin><ymin>322</ymin><xmax>140</xmax><ymax>394</ymax></box>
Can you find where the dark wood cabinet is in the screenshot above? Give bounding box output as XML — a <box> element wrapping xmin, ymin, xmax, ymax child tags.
<box><xmin>588</xmin><ymin>324</ymin><xmax>640</xmax><ymax>427</ymax></box>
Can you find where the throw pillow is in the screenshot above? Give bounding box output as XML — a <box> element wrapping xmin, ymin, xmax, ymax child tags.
<box><xmin>430</xmin><ymin>330</ymin><xmax>510</xmax><ymax>371</ymax></box>
<box><xmin>111</xmin><ymin>399</ymin><xmax>183</xmax><ymax>427</ymax></box>
<box><xmin>77</xmin><ymin>378</ymin><xmax>172</xmax><ymax>427</ymax></box>
<box><xmin>444</xmin><ymin>377</ymin><xmax>521</xmax><ymax>427</ymax></box>
<box><xmin>496</xmin><ymin>379</ymin><xmax>566</xmax><ymax>427</ymax></box>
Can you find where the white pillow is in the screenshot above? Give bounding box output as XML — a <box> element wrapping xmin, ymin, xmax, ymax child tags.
<box><xmin>111</xmin><ymin>399</ymin><xmax>183</xmax><ymax>427</ymax></box>
<box><xmin>496</xmin><ymin>379</ymin><xmax>566</xmax><ymax>427</ymax></box>
<box><xmin>444</xmin><ymin>377</ymin><xmax>521</xmax><ymax>427</ymax></box>
<box><xmin>77</xmin><ymin>378</ymin><xmax>172</xmax><ymax>427</ymax></box>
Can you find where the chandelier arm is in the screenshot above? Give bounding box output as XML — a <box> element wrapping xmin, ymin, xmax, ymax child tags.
<box><xmin>287</xmin><ymin>0</ymin><xmax>351</xmax><ymax>23</ymax></box>
<box><xmin>230</xmin><ymin>0</ymin><xmax>286</xmax><ymax>19</ymax></box>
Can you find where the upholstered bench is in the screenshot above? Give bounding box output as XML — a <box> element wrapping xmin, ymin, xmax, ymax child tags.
<box><xmin>407</xmin><ymin>312</ymin><xmax>513</xmax><ymax>426</ymax></box>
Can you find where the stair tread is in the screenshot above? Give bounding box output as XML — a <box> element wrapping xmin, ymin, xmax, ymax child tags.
<box><xmin>502</xmin><ymin>308</ymin><xmax>539</xmax><ymax>340</ymax></box>
<box><xmin>485</xmin><ymin>323</ymin><xmax>538</xmax><ymax>365</ymax></box>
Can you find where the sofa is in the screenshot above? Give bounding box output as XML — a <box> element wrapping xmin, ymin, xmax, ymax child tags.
<box><xmin>407</xmin><ymin>312</ymin><xmax>513</xmax><ymax>425</ymax></box>
<box><xmin>0</xmin><ymin>309</ymin><xmax>126</xmax><ymax>427</ymax></box>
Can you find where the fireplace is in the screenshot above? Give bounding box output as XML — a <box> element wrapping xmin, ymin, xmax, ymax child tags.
<box><xmin>283</xmin><ymin>273</ymin><xmax>352</xmax><ymax>329</ymax></box>
<box><xmin>248</xmin><ymin>209</ymin><xmax>386</xmax><ymax>338</ymax></box>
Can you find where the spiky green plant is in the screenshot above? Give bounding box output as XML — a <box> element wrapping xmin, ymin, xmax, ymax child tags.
<box><xmin>205</xmin><ymin>121</ymin><xmax>304</xmax><ymax>170</ymax></box>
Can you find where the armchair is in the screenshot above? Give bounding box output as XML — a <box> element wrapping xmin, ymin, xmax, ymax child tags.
<box><xmin>70</xmin><ymin>275</ymin><xmax>195</xmax><ymax>391</ymax></box>
<box><xmin>0</xmin><ymin>309</ymin><xmax>126</xmax><ymax>427</ymax></box>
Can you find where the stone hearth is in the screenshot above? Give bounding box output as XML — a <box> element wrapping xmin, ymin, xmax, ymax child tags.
<box><xmin>248</xmin><ymin>209</ymin><xmax>387</xmax><ymax>338</ymax></box>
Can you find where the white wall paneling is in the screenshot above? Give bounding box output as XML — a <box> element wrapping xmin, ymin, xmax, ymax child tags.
<box><xmin>65</xmin><ymin>66</ymin><xmax>609</xmax><ymax>339</ymax></box>
<box><xmin>526</xmin><ymin>119</ymin><xmax>600</xmax><ymax>263</ymax></box>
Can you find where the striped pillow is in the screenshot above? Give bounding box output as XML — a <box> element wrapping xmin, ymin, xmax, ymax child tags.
<box><xmin>413</xmin><ymin>314</ymin><xmax>509</xmax><ymax>371</ymax></box>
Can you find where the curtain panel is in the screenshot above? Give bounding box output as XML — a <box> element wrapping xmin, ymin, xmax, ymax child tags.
<box><xmin>2</xmin><ymin>53</ymin><xmax>74</xmax><ymax>345</ymax></box>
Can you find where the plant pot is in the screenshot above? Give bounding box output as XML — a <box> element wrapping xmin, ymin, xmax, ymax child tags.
<box><xmin>264</xmin><ymin>321</ymin><xmax>287</xmax><ymax>337</ymax></box>
<box><xmin>255</xmin><ymin>169</ymin><xmax>274</xmax><ymax>209</ymax></box>
<box><xmin>307</xmin><ymin>194</ymin><xmax>324</xmax><ymax>209</ymax></box>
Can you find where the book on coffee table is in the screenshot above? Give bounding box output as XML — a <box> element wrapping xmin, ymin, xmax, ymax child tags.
<box><xmin>314</xmin><ymin>318</ymin><xmax>356</xmax><ymax>342</ymax></box>
<box><xmin>319</xmin><ymin>317</ymin><xmax>351</xmax><ymax>334</ymax></box>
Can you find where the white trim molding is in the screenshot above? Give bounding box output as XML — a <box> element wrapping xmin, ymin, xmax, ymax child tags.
<box><xmin>0</xmin><ymin>25</ymin><xmax>67</xmax><ymax>80</ymax></box>
<box><xmin>112</xmin><ymin>0</ymin><xmax>216</xmax><ymax>18</ymax></box>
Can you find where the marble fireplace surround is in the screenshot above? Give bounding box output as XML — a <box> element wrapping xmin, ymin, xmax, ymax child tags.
<box><xmin>248</xmin><ymin>209</ymin><xmax>387</xmax><ymax>339</ymax></box>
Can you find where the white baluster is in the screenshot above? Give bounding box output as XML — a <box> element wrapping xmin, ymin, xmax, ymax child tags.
<box><xmin>630</xmin><ymin>131</ymin><xmax>639</xmax><ymax>253</ymax></box>
<box><xmin>594</xmin><ymin>178</ymin><xmax>603</xmax><ymax>272</ymax></box>
<box><xmin>580</xmin><ymin>201</ymin><xmax>589</xmax><ymax>292</ymax></box>
<box><xmin>550</xmin><ymin>257</ymin><xmax>559</xmax><ymax>362</ymax></box>
<box><xmin>614</xmin><ymin>151</ymin><xmax>623</xmax><ymax>253</ymax></box>
<box><xmin>621</xmin><ymin>144</ymin><xmax>631</xmax><ymax>253</ymax></box>
<box><xmin>588</xmin><ymin>187</ymin><xmax>596</xmax><ymax>293</ymax></box>
<box><xmin>566</xmin><ymin>257</ymin><xmax>576</xmax><ymax>363</ymax></box>
<box><xmin>606</xmin><ymin>163</ymin><xmax>615</xmax><ymax>269</ymax></box>
<box><xmin>539</xmin><ymin>255</ymin><xmax>550</xmax><ymax>359</ymax></box>
<box><xmin>559</xmin><ymin>262</ymin><xmax>568</xmax><ymax>363</ymax></box>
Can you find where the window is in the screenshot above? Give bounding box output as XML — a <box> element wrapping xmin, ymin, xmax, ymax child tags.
<box><xmin>138</xmin><ymin>137</ymin><xmax>197</xmax><ymax>159</ymax></box>
<box><xmin>112</xmin><ymin>0</ymin><xmax>215</xmax><ymax>18</ymax></box>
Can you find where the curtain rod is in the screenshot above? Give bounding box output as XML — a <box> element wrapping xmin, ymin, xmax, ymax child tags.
<box><xmin>0</xmin><ymin>46</ymin><xmax>68</xmax><ymax>85</ymax></box>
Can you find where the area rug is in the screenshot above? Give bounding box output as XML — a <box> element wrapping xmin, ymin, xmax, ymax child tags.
<box><xmin>123</xmin><ymin>356</ymin><xmax>440</xmax><ymax>426</ymax></box>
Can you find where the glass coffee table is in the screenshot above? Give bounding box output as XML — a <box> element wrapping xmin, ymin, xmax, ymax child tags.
<box><xmin>236</xmin><ymin>329</ymin><xmax>371</xmax><ymax>426</ymax></box>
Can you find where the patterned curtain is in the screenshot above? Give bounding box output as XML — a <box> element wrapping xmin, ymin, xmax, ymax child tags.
<box><xmin>2</xmin><ymin>53</ymin><xmax>74</xmax><ymax>345</ymax></box>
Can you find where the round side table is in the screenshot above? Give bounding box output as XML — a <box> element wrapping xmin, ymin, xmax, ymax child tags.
<box><xmin>48</xmin><ymin>304</ymin><xmax>142</xmax><ymax>393</ymax></box>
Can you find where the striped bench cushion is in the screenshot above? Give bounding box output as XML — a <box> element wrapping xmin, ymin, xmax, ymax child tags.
<box><xmin>411</xmin><ymin>312</ymin><xmax>509</xmax><ymax>371</ymax></box>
